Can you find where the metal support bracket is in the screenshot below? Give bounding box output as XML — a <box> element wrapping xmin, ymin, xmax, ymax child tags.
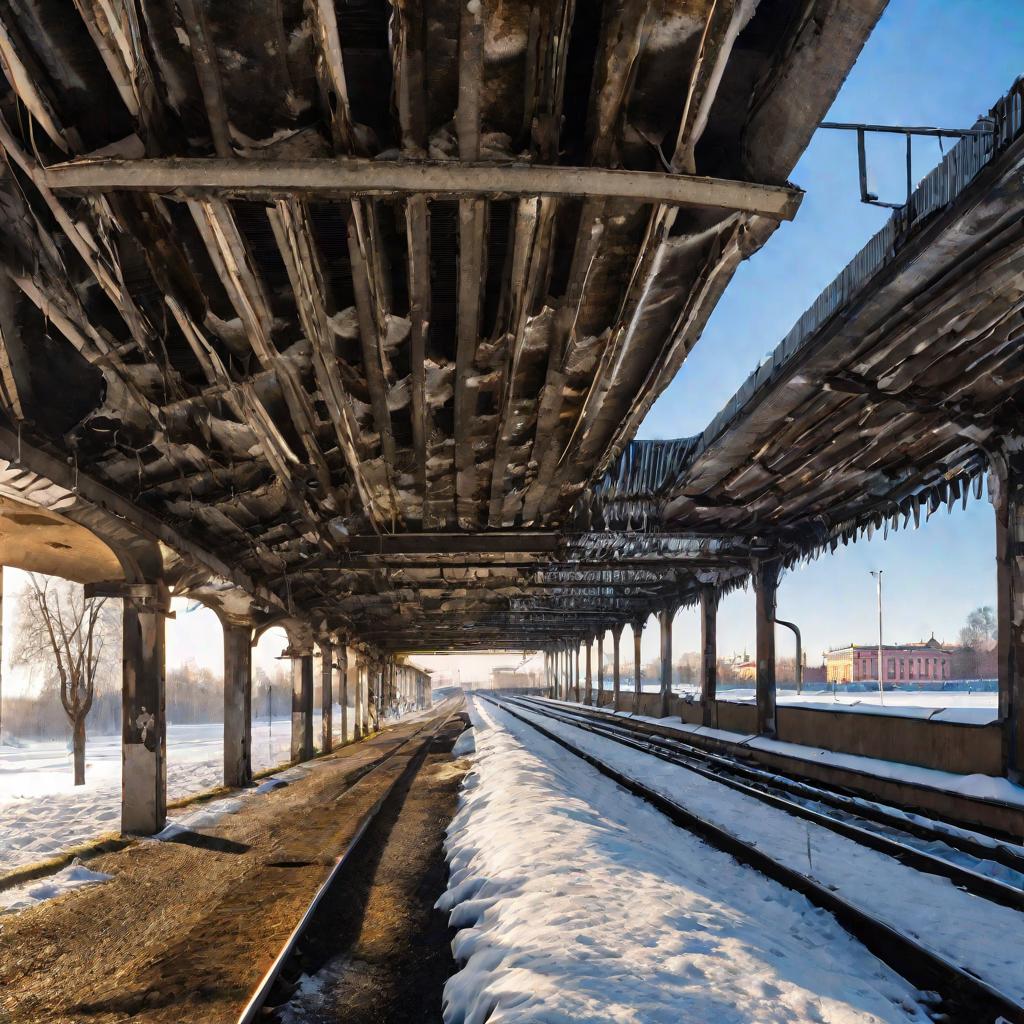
<box><xmin>84</xmin><ymin>580</ymin><xmax>174</xmax><ymax>615</ymax></box>
<box><xmin>819</xmin><ymin>120</ymin><xmax>994</xmax><ymax>210</ymax></box>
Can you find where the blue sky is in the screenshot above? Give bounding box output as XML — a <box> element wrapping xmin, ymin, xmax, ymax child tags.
<box><xmin>633</xmin><ymin>0</ymin><xmax>1023</xmax><ymax>668</ymax></box>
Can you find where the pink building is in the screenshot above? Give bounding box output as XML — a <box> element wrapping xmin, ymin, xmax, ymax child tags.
<box><xmin>825</xmin><ymin>636</ymin><xmax>953</xmax><ymax>684</ymax></box>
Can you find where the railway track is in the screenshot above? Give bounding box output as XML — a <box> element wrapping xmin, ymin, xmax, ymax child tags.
<box><xmin>507</xmin><ymin>696</ymin><xmax>1024</xmax><ymax>909</ymax></box>
<box><xmin>236</xmin><ymin>699</ymin><xmax>466</xmax><ymax>1024</ymax></box>
<box><xmin>483</xmin><ymin>693</ymin><xmax>1024</xmax><ymax>1024</ymax></box>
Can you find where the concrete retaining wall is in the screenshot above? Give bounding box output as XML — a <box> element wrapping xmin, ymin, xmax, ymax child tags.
<box><xmin>577</xmin><ymin>692</ymin><xmax>1002</xmax><ymax>777</ymax></box>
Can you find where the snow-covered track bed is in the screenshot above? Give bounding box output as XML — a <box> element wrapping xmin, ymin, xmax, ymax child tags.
<box><xmin>510</xmin><ymin>696</ymin><xmax>1024</xmax><ymax>908</ymax></box>
<box><xmin>486</xmin><ymin>695</ymin><xmax>1024</xmax><ymax>1024</ymax></box>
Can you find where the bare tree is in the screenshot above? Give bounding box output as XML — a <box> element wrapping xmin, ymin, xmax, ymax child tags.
<box><xmin>960</xmin><ymin>605</ymin><xmax>996</xmax><ymax>648</ymax></box>
<box><xmin>13</xmin><ymin>574</ymin><xmax>119</xmax><ymax>784</ymax></box>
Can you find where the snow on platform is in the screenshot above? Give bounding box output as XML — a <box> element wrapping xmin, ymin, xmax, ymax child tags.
<box><xmin>0</xmin><ymin>717</ymin><xmax>305</xmax><ymax>872</ymax></box>
<box><xmin>437</xmin><ymin>696</ymin><xmax>929</xmax><ymax>1023</ymax></box>
<box><xmin>509</xmin><ymin>700</ymin><xmax>1024</xmax><ymax>1005</ymax></box>
<box><xmin>0</xmin><ymin>859</ymin><xmax>112</xmax><ymax>914</ymax></box>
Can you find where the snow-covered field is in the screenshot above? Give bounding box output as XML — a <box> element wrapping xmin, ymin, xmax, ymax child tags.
<box><xmin>437</xmin><ymin>695</ymin><xmax>931</xmax><ymax>1023</ymax></box>
<box><xmin>0</xmin><ymin>711</ymin><xmax>353</xmax><ymax>873</ymax></box>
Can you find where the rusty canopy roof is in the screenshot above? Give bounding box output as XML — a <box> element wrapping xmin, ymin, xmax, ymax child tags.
<box><xmin>0</xmin><ymin>0</ymin><xmax>884</xmax><ymax>650</ymax></box>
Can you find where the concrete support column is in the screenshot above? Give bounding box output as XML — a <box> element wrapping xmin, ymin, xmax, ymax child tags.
<box><xmin>574</xmin><ymin>642</ymin><xmax>581</xmax><ymax>702</ymax></box>
<box><xmin>223</xmin><ymin>622</ymin><xmax>253</xmax><ymax>788</ymax></box>
<box><xmin>700</xmin><ymin>584</ymin><xmax>719</xmax><ymax>727</ymax></box>
<box><xmin>369</xmin><ymin>660</ymin><xmax>380</xmax><ymax>731</ymax></box>
<box><xmin>290</xmin><ymin>649</ymin><xmax>315</xmax><ymax>761</ymax></box>
<box><xmin>632</xmin><ymin>621</ymin><xmax>644</xmax><ymax>714</ymax></box>
<box><xmin>994</xmin><ymin>450</ymin><xmax>1024</xmax><ymax>778</ymax></box>
<box><xmin>585</xmin><ymin>637</ymin><xmax>593</xmax><ymax>706</ymax></box>
<box><xmin>119</xmin><ymin>584</ymin><xmax>169</xmax><ymax>835</ymax></box>
<box><xmin>611</xmin><ymin>624</ymin><xmax>623</xmax><ymax>711</ymax></box>
<box><xmin>338</xmin><ymin>643</ymin><xmax>349</xmax><ymax>744</ymax></box>
<box><xmin>364</xmin><ymin>660</ymin><xmax>373</xmax><ymax>733</ymax></box>
<box><xmin>319</xmin><ymin>638</ymin><xmax>334</xmax><ymax>755</ymax></box>
<box><xmin>355</xmin><ymin>656</ymin><xmax>366</xmax><ymax>738</ymax></box>
<box><xmin>659</xmin><ymin>606</ymin><xmax>675</xmax><ymax>719</ymax></box>
<box><xmin>597</xmin><ymin>631</ymin><xmax>605</xmax><ymax>704</ymax></box>
<box><xmin>755</xmin><ymin>558</ymin><xmax>780</xmax><ymax>738</ymax></box>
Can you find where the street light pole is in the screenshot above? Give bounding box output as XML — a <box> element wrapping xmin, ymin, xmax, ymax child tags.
<box><xmin>870</xmin><ymin>570</ymin><xmax>884</xmax><ymax>705</ymax></box>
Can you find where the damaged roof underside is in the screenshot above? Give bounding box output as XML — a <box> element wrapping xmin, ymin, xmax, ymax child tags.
<box><xmin>0</xmin><ymin>0</ymin><xmax>886</xmax><ymax>651</ymax></box>
<box><xmin>589</xmin><ymin>78</ymin><xmax>1024</xmax><ymax>581</ymax></box>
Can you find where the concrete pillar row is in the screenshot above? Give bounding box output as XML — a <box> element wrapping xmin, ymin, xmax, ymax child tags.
<box><xmin>755</xmin><ymin>557</ymin><xmax>781</xmax><ymax>739</ymax></box>
<box><xmin>222</xmin><ymin>622</ymin><xmax>253</xmax><ymax>787</ymax></box>
<box><xmin>700</xmin><ymin>584</ymin><xmax>720</xmax><ymax>728</ymax></box>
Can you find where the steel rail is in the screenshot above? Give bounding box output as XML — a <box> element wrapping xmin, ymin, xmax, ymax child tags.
<box><xmin>521</xmin><ymin>696</ymin><xmax>1024</xmax><ymax>878</ymax></box>
<box><xmin>505</xmin><ymin>696</ymin><xmax>1024</xmax><ymax>911</ymax></box>
<box><xmin>236</xmin><ymin>700</ymin><xmax>463</xmax><ymax>1024</ymax></box>
<box><xmin>482</xmin><ymin>694</ymin><xmax>1024</xmax><ymax>1024</ymax></box>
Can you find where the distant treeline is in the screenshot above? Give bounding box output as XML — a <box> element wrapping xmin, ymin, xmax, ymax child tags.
<box><xmin>2</xmin><ymin>661</ymin><xmax>292</xmax><ymax>741</ymax></box>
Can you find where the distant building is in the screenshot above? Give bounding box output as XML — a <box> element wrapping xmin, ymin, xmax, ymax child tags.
<box><xmin>802</xmin><ymin>663</ymin><xmax>827</xmax><ymax>684</ymax></box>
<box><xmin>490</xmin><ymin>666</ymin><xmax>540</xmax><ymax>690</ymax></box>
<box><xmin>722</xmin><ymin>651</ymin><xmax>756</xmax><ymax>681</ymax></box>
<box><xmin>825</xmin><ymin>636</ymin><xmax>956</xmax><ymax>684</ymax></box>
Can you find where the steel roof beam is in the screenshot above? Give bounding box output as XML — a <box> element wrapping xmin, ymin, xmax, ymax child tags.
<box><xmin>44</xmin><ymin>158</ymin><xmax>803</xmax><ymax>220</ymax></box>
